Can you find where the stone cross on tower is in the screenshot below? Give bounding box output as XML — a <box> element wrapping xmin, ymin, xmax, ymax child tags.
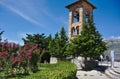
<box><xmin>66</xmin><ymin>0</ymin><xmax>96</xmax><ymax>41</ymax></box>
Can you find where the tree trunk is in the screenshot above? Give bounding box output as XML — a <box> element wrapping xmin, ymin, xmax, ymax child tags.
<box><xmin>83</xmin><ymin>57</ymin><xmax>98</xmax><ymax>70</ymax></box>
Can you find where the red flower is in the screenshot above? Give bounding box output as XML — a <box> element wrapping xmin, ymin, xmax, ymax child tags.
<box><xmin>33</xmin><ymin>44</ymin><xmax>38</xmax><ymax>49</ymax></box>
<box><xmin>1</xmin><ymin>52</ymin><xmax>8</xmax><ymax>56</ymax></box>
<box><xmin>25</xmin><ymin>42</ymin><xmax>29</xmax><ymax>47</ymax></box>
<box><xmin>10</xmin><ymin>56</ymin><xmax>15</xmax><ymax>60</ymax></box>
<box><xmin>28</xmin><ymin>50</ymin><xmax>32</xmax><ymax>55</ymax></box>
<box><xmin>28</xmin><ymin>56</ymin><xmax>32</xmax><ymax>60</ymax></box>
<box><xmin>35</xmin><ymin>49</ymin><xmax>40</xmax><ymax>54</ymax></box>
<box><xmin>21</xmin><ymin>53</ymin><xmax>25</xmax><ymax>57</ymax></box>
<box><xmin>15</xmin><ymin>57</ymin><xmax>21</xmax><ymax>62</ymax></box>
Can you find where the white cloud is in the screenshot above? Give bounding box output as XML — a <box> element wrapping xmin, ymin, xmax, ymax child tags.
<box><xmin>0</xmin><ymin>0</ymin><xmax>68</xmax><ymax>45</ymax></box>
<box><xmin>18</xmin><ymin>32</ymin><xmax>34</xmax><ymax>39</ymax></box>
<box><xmin>111</xmin><ymin>36</ymin><xmax>115</xmax><ymax>38</ymax></box>
<box><xmin>109</xmin><ymin>36</ymin><xmax>120</xmax><ymax>39</ymax></box>
<box><xmin>0</xmin><ymin>0</ymin><xmax>67</xmax><ymax>29</ymax></box>
<box><xmin>0</xmin><ymin>1</ymin><xmax>44</xmax><ymax>27</ymax></box>
<box><xmin>0</xmin><ymin>0</ymin><xmax>49</xmax><ymax>28</ymax></box>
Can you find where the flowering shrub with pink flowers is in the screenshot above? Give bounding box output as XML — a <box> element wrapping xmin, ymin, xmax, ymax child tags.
<box><xmin>0</xmin><ymin>40</ymin><xmax>43</xmax><ymax>77</ymax></box>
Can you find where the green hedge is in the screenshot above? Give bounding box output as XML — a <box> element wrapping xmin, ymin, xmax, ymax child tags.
<box><xmin>10</xmin><ymin>61</ymin><xmax>77</xmax><ymax>79</ymax></box>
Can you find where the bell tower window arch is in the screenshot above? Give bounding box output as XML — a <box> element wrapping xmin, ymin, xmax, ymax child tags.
<box><xmin>73</xmin><ymin>11</ymin><xmax>79</xmax><ymax>23</ymax></box>
<box><xmin>84</xmin><ymin>11</ymin><xmax>89</xmax><ymax>23</ymax></box>
<box><xmin>71</xmin><ymin>27</ymin><xmax>75</xmax><ymax>36</ymax></box>
<box><xmin>76</xmin><ymin>26</ymin><xmax>79</xmax><ymax>35</ymax></box>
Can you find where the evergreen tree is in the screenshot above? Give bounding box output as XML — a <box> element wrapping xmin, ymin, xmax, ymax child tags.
<box><xmin>59</xmin><ymin>27</ymin><xmax>68</xmax><ymax>59</ymax></box>
<box><xmin>46</xmin><ymin>34</ymin><xmax>52</xmax><ymax>44</ymax></box>
<box><xmin>48</xmin><ymin>32</ymin><xmax>60</xmax><ymax>58</ymax></box>
<box><xmin>22</xmin><ymin>33</ymin><xmax>51</xmax><ymax>63</ymax></box>
<box><xmin>22</xmin><ymin>33</ymin><xmax>46</xmax><ymax>51</ymax></box>
<box><xmin>67</xmin><ymin>19</ymin><xmax>107</xmax><ymax>59</ymax></box>
<box><xmin>66</xmin><ymin>36</ymin><xmax>81</xmax><ymax>58</ymax></box>
<box><xmin>48</xmin><ymin>27</ymin><xmax>68</xmax><ymax>60</ymax></box>
<box><xmin>48</xmin><ymin>38</ymin><xmax>56</xmax><ymax>57</ymax></box>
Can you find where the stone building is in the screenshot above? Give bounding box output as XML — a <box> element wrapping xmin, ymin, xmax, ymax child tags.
<box><xmin>66</xmin><ymin>0</ymin><xmax>96</xmax><ymax>41</ymax></box>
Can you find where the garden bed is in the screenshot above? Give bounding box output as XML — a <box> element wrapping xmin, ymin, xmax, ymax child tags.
<box><xmin>0</xmin><ymin>61</ymin><xmax>77</xmax><ymax>79</ymax></box>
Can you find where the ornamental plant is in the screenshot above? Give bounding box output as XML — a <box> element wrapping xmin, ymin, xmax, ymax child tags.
<box><xmin>19</xmin><ymin>42</ymin><xmax>40</xmax><ymax>73</ymax></box>
<box><xmin>0</xmin><ymin>40</ymin><xmax>19</xmax><ymax>68</ymax></box>
<box><xmin>11</xmin><ymin>42</ymin><xmax>41</xmax><ymax>74</ymax></box>
<box><xmin>0</xmin><ymin>40</ymin><xmax>20</xmax><ymax>76</ymax></box>
<box><xmin>0</xmin><ymin>40</ymin><xmax>43</xmax><ymax>77</ymax></box>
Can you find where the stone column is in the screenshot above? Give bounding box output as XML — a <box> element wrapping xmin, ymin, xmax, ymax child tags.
<box><xmin>79</xmin><ymin>7</ymin><xmax>83</xmax><ymax>34</ymax></box>
<box><xmin>68</xmin><ymin>10</ymin><xmax>73</xmax><ymax>41</ymax></box>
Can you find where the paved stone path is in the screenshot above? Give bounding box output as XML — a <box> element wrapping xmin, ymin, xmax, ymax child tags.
<box><xmin>76</xmin><ymin>61</ymin><xmax>111</xmax><ymax>79</ymax></box>
<box><xmin>76</xmin><ymin>61</ymin><xmax>120</xmax><ymax>79</ymax></box>
<box><xmin>105</xmin><ymin>62</ymin><xmax>120</xmax><ymax>79</ymax></box>
<box><xmin>76</xmin><ymin>70</ymin><xmax>110</xmax><ymax>79</ymax></box>
<box><xmin>113</xmin><ymin>62</ymin><xmax>120</xmax><ymax>73</ymax></box>
<box><xmin>73</xmin><ymin>57</ymin><xmax>120</xmax><ymax>79</ymax></box>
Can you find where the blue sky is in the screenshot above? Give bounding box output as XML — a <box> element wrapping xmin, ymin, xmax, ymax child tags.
<box><xmin>0</xmin><ymin>0</ymin><xmax>120</xmax><ymax>45</ymax></box>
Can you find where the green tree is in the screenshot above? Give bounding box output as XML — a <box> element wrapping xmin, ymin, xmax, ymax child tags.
<box><xmin>46</xmin><ymin>34</ymin><xmax>52</xmax><ymax>46</ymax></box>
<box><xmin>59</xmin><ymin>27</ymin><xmax>68</xmax><ymax>59</ymax></box>
<box><xmin>50</xmin><ymin>32</ymin><xmax>61</xmax><ymax>59</ymax></box>
<box><xmin>22</xmin><ymin>33</ymin><xmax>51</xmax><ymax>63</ymax></box>
<box><xmin>66</xmin><ymin>37</ymin><xmax>81</xmax><ymax>58</ymax></box>
<box><xmin>22</xmin><ymin>33</ymin><xmax>46</xmax><ymax>51</ymax></box>
<box><xmin>48</xmin><ymin>38</ymin><xmax>56</xmax><ymax>57</ymax></box>
<box><xmin>68</xmin><ymin>19</ymin><xmax>107</xmax><ymax>59</ymax></box>
<box><xmin>48</xmin><ymin>27</ymin><xmax>68</xmax><ymax>60</ymax></box>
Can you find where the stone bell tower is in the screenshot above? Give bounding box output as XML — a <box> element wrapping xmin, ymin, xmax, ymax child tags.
<box><xmin>66</xmin><ymin>0</ymin><xmax>96</xmax><ymax>41</ymax></box>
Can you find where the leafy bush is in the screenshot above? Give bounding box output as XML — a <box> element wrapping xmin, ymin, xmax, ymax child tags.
<box><xmin>38</xmin><ymin>62</ymin><xmax>77</xmax><ymax>79</ymax></box>
<box><xmin>0</xmin><ymin>41</ymin><xmax>42</xmax><ymax>77</ymax></box>
<box><xmin>10</xmin><ymin>61</ymin><xmax>77</xmax><ymax>79</ymax></box>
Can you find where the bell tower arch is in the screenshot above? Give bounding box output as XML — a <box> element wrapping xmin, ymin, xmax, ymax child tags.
<box><xmin>66</xmin><ymin>0</ymin><xmax>96</xmax><ymax>41</ymax></box>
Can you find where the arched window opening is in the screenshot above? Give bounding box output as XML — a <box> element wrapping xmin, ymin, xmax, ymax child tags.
<box><xmin>76</xmin><ymin>26</ymin><xmax>79</xmax><ymax>35</ymax></box>
<box><xmin>84</xmin><ymin>11</ymin><xmax>89</xmax><ymax>23</ymax></box>
<box><xmin>71</xmin><ymin>27</ymin><xmax>80</xmax><ymax>36</ymax></box>
<box><xmin>71</xmin><ymin>27</ymin><xmax>75</xmax><ymax>36</ymax></box>
<box><xmin>73</xmin><ymin>11</ymin><xmax>79</xmax><ymax>23</ymax></box>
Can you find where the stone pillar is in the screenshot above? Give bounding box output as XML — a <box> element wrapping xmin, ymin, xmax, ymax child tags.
<box><xmin>68</xmin><ymin>10</ymin><xmax>73</xmax><ymax>41</ymax></box>
<box><xmin>79</xmin><ymin>7</ymin><xmax>83</xmax><ymax>34</ymax></box>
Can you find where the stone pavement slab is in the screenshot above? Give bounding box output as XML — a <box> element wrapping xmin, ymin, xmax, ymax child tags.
<box><xmin>76</xmin><ymin>70</ymin><xmax>110</xmax><ymax>79</ymax></box>
<box><xmin>105</xmin><ymin>62</ymin><xmax>120</xmax><ymax>79</ymax></box>
<box><xmin>113</xmin><ymin>62</ymin><xmax>120</xmax><ymax>73</ymax></box>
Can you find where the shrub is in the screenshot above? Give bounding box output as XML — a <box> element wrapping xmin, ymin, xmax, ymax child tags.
<box><xmin>12</xmin><ymin>61</ymin><xmax>77</xmax><ymax>79</ymax></box>
<box><xmin>0</xmin><ymin>41</ymin><xmax>42</xmax><ymax>77</ymax></box>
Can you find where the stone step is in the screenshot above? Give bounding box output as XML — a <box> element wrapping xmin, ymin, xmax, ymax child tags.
<box><xmin>111</xmin><ymin>68</ymin><xmax>120</xmax><ymax>74</ymax></box>
<box><xmin>105</xmin><ymin>68</ymin><xmax>120</xmax><ymax>79</ymax></box>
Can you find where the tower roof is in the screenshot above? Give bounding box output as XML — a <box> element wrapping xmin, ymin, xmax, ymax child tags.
<box><xmin>66</xmin><ymin>0</ymin><xmax>96</xmax><ymax>9</ymax></box>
